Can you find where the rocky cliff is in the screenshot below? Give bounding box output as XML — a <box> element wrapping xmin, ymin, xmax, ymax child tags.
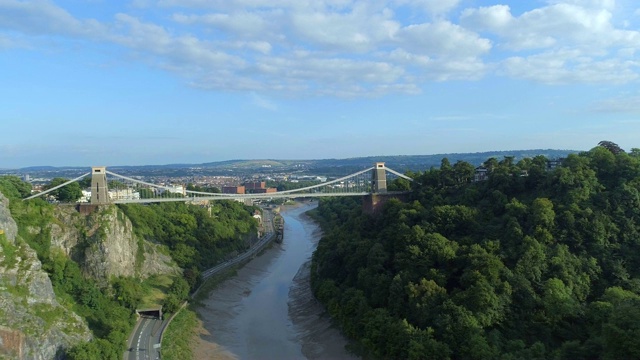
<box><xmin>50</xmin><ymin>205</ymin><xmax>179</xmax><ymax>286</ymax></box>
<box><xmin>0</xmin><ymin>194</ymin><xmax>91</xmax><ymax>359</ymax></box>
<box><xmin>0</xmin><ymin>191</ymin><xmax>180</xmax><ymax>359</ymax></box>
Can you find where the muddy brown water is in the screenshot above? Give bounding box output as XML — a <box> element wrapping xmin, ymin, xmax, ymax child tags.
<box><xmin>194</xmin><ymin>202</ymin><xmax>359</xmax><ymax>360</ymax></box>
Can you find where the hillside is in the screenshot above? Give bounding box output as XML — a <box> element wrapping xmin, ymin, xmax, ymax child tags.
<box><xmin>2</xmin><ymin>149</ymin><xmax>577</xmax><ymax>179</ymax></box>
<box><xmin>0</xmin><ymin>176</ymin><xmax>259</xmax><ymax>358</ymax></box>
<box><xmin>311</xmin><ymin>145</ymin><xmax>640</xmax><ymax>359</ymax></box>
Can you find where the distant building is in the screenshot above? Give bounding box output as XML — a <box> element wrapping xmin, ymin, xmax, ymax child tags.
<box><xmin>222</xmin><ymin>186</ymin><xmax>245</xmax><ymax>194</ymax></box>
<box><xmin>242</xmin><ymin>199</ymin><xmax>254</xmax><ymax>206</ymax></box>
<box><xmin>253</xmin><ymin>211</ymin><xmax>262</xmax><ymax>224</ymax></box>
<box><xmin>244</xmin><ymin>181</ymin><xmax>266</xmax><ymax>190</ymax></box>
<box><xmin>155</xmin><ymin>184</ymin><xmax>186</xmax><ymax>196</ymax></box>
<box><xmin>546</xmin><ymin>158</ymin><xmax>565</xmax><ymax>171</ymax></box>
<box><xmin>474</xmin><ymin>166</ymin><xmax>489</xmax><ymax>182</ymax></box>
<box><xmin>80</xmin><ymin>190</ymin><xmax>91</xmax><ymax>203</ymax></box>
<box><xmin>251</xmin><ymin>188</ymin><xmax>277</xmax><ymax>194</ymax></box>
<box><xmin>109</xmin><ymin>189</ymin><xmax>141</xmax><ymax>201</ymax></box>
<box><xmin>167</xmin><ymin>185</ymin><xmax>186</xmax><ymax>196</ymax></box>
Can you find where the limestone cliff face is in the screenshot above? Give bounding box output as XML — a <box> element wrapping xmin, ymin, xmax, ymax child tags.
<box><xmin>50</xmin><ymin>205</ymin><xmax>178</xmax><ymax>286</ymax></box>
<box><xmin>48</xmin><ymin>207</ymin><xmax>82</xmax><ymax>257</ymax></box>
<box><xmin>0</xmin><ymin>194</ymin><xmax>18</xmax><ymax>245</ymax></box>
<box><xmin>0</xmin><ymin>194</ymin><xmax>180</xmax><ymax>359</ymax></box>
<box><xmin>82</xmin><ymin>206</ymin><xmax>140</xmax><ymax>284</ymax></box>
<box><xmin>0</xmin><ymin>194</ymin><xmax>91</xmax><ymax>360</ymax></box>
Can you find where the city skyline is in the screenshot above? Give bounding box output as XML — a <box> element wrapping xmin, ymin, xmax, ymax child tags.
<box><xmin>1</xmin><ymin>0</ymin><xmax>640</xmax><ymax>168</ymax></box>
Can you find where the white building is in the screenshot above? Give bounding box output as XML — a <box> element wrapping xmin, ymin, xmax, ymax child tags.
<box><xmin>155</xmin><ymin>185</ymin><xmax>186</xmax><ymax>196</ymax></box>
<box><xmin>108</xmin><ymin>189</ymin><xmax>141</xmax><ymax>201</ymax></box>
<box><xmin>80</xmin><ymin>190</ymin><xmax>91</xmax><ymax>203</ymax></box>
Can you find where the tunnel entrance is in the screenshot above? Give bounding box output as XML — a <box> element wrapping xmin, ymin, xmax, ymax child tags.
<box><xmin>136</xmin><ymin>307</ymin><xmax>163</xmax><ymax>319</ymax></box>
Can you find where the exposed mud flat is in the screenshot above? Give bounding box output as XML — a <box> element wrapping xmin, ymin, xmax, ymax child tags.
<box><xmin>193</xmin><ymin>203</ymin><xmax>358</xmax><ymax>360</ymax></box>
<box><xmin>288</xmin><ymin>260</ymin><xmax>358</xmax><ymax>360</ymax></box>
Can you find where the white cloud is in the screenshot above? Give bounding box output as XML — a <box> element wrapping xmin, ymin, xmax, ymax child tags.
<box><xmin>546</xmin><ymin>0</ymin><xmax>615</xmax><ymax>10</ymax></box>
<box><xmin>155</xmin><ymin>0</ymin><xmax>351</xmax><ymax>11</ymax></box>
<box><xmin>461</xmin><ymin>3</ymin><xmax>640</xmax><ymax>51</ymax></box>
<box><xmin>502</xmin><ymin>49</ymin><xmax>639</xmax><ymax>84</ymax></box>
<box><xmin>387</xmin><ymin>48</ymin><xmax>488</xmax><ymax>81</ymax></box>
<box><xmin>1</xmin><ymin>0</ymin><xmax>639</xmax><ymax>95</ymax></box>
<box><xmin>172</xmin><ymin>11</ymin><xmax>273</xmax><ymax>39</ymax></box>
<box><xmin>289</xmin><ymin>5</ymin><xmax>399</xmax><ymax>52</ymax></box>
<box><xmin>397</xmin><ymin>21</ymin><xmax>491</xmax><ymax>57</ymax></box>
<box><xmin>394</xmin><ymin>0</ymin><xmax>461</xmax><ymax>15</ymax></box>
<box><xmin>460</xmin><ymin>2</ymin><xmax>640</xmax><ymax>84</ymax></box>
<box><xmin>0</xmin><ymin>33</ymin><xmax>15</xmax><ymax>48</ymax></box>
<box><xmin>231</xmin><ymin>40</ymin><xmax>272</xmax><ymax>54</ymax></box>
<box><xmin>0</xmin><ymin>0</ymin><xmax>107</xmax><ymax>38</ymax></box>
<box><xmin>592</xmin><ymin>95</ymin><xmax>640</xmax><ymax>113</ymax></box>
<box><xmin>251</xmin><ymin>93</ymin><xmax>278</xmax><ymax>110</ymax></box>
<box><xmin>112</xmin><ymin>14</ymin><xmax>245</xmax><ymax>69</ymax></box>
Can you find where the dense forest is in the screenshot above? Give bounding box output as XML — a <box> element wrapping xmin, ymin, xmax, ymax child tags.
<box><xmin>0</xmin><ymin>177</ymin><xmax>257</xmax><ymax>359</ymax></box>
<box><xmin>119</xmin><ymin>200</ymin><xmax>258</xmax><ymax>292</ymax></box>
<box><xmin>311</xmin><ymin>143</ymin><xmax>640</xmax><ymax>359</ymax></box>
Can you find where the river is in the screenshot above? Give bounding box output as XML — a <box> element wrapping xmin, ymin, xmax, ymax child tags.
<box><xmin>193</xmin><ymin>202</ymin><xmax>358</xmax><ymax>360</ymax></box>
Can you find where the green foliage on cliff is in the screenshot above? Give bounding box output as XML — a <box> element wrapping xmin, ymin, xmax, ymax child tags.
<box><xmin>0</xmin><ymin>176</ymin><xmax>31</xmax><ymax>199</ymax></box>
<box><xmin>312</xmin><ymin>145</ymin><xmax>640</xmax><ymax>359</ymax></box>
<box><xmin>0</xmin><ymin>177</ymin><xmax>259</xmax><ymax>358</ymax></box>
<box><xmin>119</xmin><ymin>201</ymin><xmax>257</xmax><ymax>273</ymax></box>
<box><xmin>0</xmin><ymin>232</ymin><xmax>17</xmax><ymax>267</ymax></box>
<box><xmin>0</xmin><ymin>180</ymin><xmax>134</xmax><ymax>358</ymax></box>
<box><xmin>46</xmin><ymin>177</ymin><xmax>83</xmax><ymax>202</ymax></box>
<box><xmin>162</xmin><ymin>307</ymin><xmax>198</xmax><ymax>360</ymax></box>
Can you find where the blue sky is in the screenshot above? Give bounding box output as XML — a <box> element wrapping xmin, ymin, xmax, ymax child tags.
<box><xmin>1</xmin><ymin>0</ymin><xmax>640</xmax><ymax>168</ymax></box>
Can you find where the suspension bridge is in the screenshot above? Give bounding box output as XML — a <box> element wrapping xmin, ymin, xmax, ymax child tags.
<box><xmin>23</xmin><ymin>162</ymin><xmax>413</xmax><ymax>205</ymax></box>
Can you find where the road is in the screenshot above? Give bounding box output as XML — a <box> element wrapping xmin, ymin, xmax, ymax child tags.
<box><xmin>126</xmin><ymin>316</ymin><xmax>163</xmax><ymax>360</ymax></box>
<box><xmin>124</xmin><ymin>206</ymin><xmax>278</xmax><ymax>359</ymax></box>
<box><xmin>201</xmin><ymin>207</ymin><xmax>276</xmax><ymax>280</ymax></box>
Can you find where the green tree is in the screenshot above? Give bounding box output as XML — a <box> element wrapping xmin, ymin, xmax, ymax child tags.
<box><xmin>602</xmin><ymin>298</ymin><xmax>640</xmax><ymax>359</ymax></box>
<box><xmin>47</xmin><ymin>177</ymin><xmax>82</xmax><ymax>202</ymax></box>
<box><xmin>310</xmin><ymin>145</ymin><xmax>640</xmax><ymax>359</ymax></box>
<box><xmin>439</xmin><ymin>158</ymin><xmax>455</xmax><ymax>187</ymax></box>
<box><xmin>0</xmin><ymin>175</ymin><xmax>32</xmax><ymax>198</ymax></box>
<box><xmin>112</xmin><ymin>277</ymin><xmax>143</xmax><ymax>310</ymax></box>
<box><xmin>138</xmin><ymin>188</ymin><xmax>154</xmax><ymax>199</ymax></box>
<box><xmin>453</xmin><ymin>160</ymin><xmax>475</xmax><ymax>184</ymax></box>
<box><xmin>530</xmin><ymin>197</ymin><xmax>555</xmax><ymax>230</ymax></box>
<box><xmin>598</xmin><ymin>140</ymin><xmax>624</xmax><ymax>155</ymax></box>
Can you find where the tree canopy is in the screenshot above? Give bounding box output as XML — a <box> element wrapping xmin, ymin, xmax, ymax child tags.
<box><xmin>311</xmin><ymin>144</ymin><xmax>640</xmax><ymax>359</ymax></box>
<box><xmin>46</xmin><ymin>177</ymin><xmax>83</xmax><ymax>202</ymax></box>
<box><xmin>0</xmin><ymin>176</ymin><xmax>259</xmax><ymax>359</ymax></box>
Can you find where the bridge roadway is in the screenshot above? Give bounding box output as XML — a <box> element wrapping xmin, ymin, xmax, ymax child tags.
<box><xmin>24</xmin><ymin>164</ymin><xmax>415</xmax><ymax>205</ymax></box>
<box><xmin>124</xmin><ymin>207</ymin><xmax>277</xmax><ymax>359</ymax></box>
<box><xmin>113</xmin><ymin>192</ymin><xmax>371</xmax><ymax>204</ymax></box>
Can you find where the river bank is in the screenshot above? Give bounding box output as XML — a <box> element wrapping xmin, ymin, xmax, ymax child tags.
<box><xmin>191</xmin><ymin>202</ymin><xmax>357</xmax><ymax>359</ymax></box>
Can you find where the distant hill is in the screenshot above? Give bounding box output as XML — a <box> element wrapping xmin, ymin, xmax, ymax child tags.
<box><xmin>20</xmin><ymin>166</ymin><xmax>73</xmax><ymax>171</ymax></box>
<box><xmin>314</xmin><ymin>149</ymin><xmax>576</xmax><ymax>172</ymax></box>
<box><xmin>2</xmin><ymin>149</ymin><xmax>579</xmax><ymax>178</ymax></box>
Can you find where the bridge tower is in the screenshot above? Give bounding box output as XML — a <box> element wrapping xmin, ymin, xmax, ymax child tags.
<box><xmin>372</xmin><ymin>162</ymin><xmax>387</xmax><ymax>193</ymax></box>
<box><xmin>90</xmin><ymin>166</ymin><xmax>109</xmax><ymax>205</ymax></box>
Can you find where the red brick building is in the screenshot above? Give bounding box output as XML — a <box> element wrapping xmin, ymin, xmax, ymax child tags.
<box><xmin>222</xmin><ymin>186</ymin><xmax>245</xmax><ymax>194</ymax></box>
<box><xmin>244</xmin><ymin>181</ymin><xmax>266</xmax><ymax>190</ymax></box>
<box><xmin>251</xmin><ymin>188</ymin><xmax>277</xmax><ymax>194</ymax></box>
